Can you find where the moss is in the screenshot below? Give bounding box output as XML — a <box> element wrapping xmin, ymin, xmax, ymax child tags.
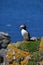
<box><xmin>7</xmin><ymin>39</ymin><xmax>41</xmax><ymax>65</ymax></box>
<box><xmin>18</xmin><ymin>40</ymin><xmax>40</xmax><ymax>52</ymax></box>
<box><xmin>30</xmin><ymin>51</ymin><xmax>40</xmax><ymax>62</ymax></box>
<box><xmin>27</xmin><ymin>51</ymin><xmax>43</xmax><ymax>65</ymax></box>
<box><xmin>27</xmin><ymin>61</ymin><xmax>37</xmax><ymax>65</ymax></box>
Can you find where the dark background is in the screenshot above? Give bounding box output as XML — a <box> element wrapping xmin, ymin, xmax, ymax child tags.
<box><xmin>0</xmin><ymin>0</ymin><xmax>43</xmax><ymax>42</ymax></box>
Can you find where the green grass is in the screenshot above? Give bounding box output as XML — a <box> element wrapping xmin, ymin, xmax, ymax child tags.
<box><xmin>17</xmin><ymin>40</ymin><xmax>41</xmax><ymax>65</ymax></box>
<box><xmin>18</xmin><ymin>40</ymin><xmax>40</xmax><ymax>52</ymax></box>
<box><xmin>27</xmin><ymin>61</ymin><xmax>37</xmax><ymax>65</ymax></box>
<box><xmin>27</xmin><ymin>51</ymin><xmax>42</xmax><ymax>65</ymax></box>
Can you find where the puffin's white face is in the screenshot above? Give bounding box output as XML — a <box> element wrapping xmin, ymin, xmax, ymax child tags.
<box><xmin>20</xmin><ymin>27</ymin><xmax>23</xmax><ymax>30</ymax></box>
<box><xmin>20</xmin><ymin>25</ymin><xmax>26</xmax><ymax>30</ymax></box>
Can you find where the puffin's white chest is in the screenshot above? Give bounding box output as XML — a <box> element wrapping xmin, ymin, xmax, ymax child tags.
<box><xmin>21</xmin><ymin>29</ymin><xmax>28</xmax><ymax>39</ymax></box>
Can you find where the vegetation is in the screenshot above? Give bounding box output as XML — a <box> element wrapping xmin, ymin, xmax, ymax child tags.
<box><xmin>6</xmin><ymin>39</ymin><xmax>42</xmax><ymax>65</ymax></box>
<box><xmin>18</xmin><ymin>40</ymin><xmax>40</xmax><ymax>52</ymax></box>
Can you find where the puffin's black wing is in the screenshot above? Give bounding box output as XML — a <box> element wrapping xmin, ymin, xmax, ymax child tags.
<box><xmin>28</xmin><ymin>32</ymin><xmax>30</xmax><ymax>40</ymax></box>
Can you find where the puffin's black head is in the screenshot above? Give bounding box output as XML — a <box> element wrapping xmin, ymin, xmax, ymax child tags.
<box><xmin>20</xmin><ymin>24</ymin><xmax>26</xmax><ymax>30</ymax></box>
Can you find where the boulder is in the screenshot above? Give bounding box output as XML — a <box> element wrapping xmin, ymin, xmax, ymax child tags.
<box><xmin>30</xmin><ymin>37</ymin><xmax>37</xmax><ymax>41</ymax></box>
<box><xmin>0</xmin><ymin>32</ymin><xmax>11</xmax><ymax>65</ymax></box>
<box><xmin>0</xmin><ymin>32</ymin><xmax>11</xmax><ymax>49</ymax></box>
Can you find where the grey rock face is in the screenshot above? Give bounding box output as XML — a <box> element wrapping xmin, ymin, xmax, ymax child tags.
<box><xmin>0</xmin><ymin>32</ymin><xmax>11</xmax><ymax>49</ymax></box>
<box><xmin>0</xmin><ymin>32</ymin><xmax>11</xmax><ymax>65</ymax></box>
<box><xmin>0</xmin><ymin>49</ymin><xmax>9</xmax><ymax>65</ymax></box>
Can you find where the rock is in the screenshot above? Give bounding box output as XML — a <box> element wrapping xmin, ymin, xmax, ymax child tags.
<box><xmin>36</xmin><ymin>62</ymin><xmax>40</xmax><ymax>65</ymax></box>
<box><xmin>39</xmin><ymin>37</ymin><xmax>43</xmax><ymax>51</ymax></box>
<box><xmin>0</xmin><ymin>49</ymin><xmax>7</xmax><ymax>56</ymax></box>
<box><xmin>30</xmin><ymin>37</ymin><xmax>37</xmax><ymax>41</ymax></box>
<box><xmin>0</xmin><ymin>32</ymin><xmax>11</xmax><ymax>49</ymax></box>
<box><xmin>13</xmin><ymin>56</ymin><xmax>16</xmax><ymax>60</ymax></box>
<box><xmin>0</xmin><ymin>49</ymin><xmax>8</xmax><ymax>65</ymax></box>
<box><xmin>40</xmin><ymin>60</ymin><xmax>43</xmax><ymax>65</ymax></box>
<box><xmin>0</xmin><ymin>32</ymin><xmax>11</xmax><ymax>65</ymax></box>
<box><xmin>0</xmin><ymin>56</ymin><xmax>4</xmax><ymax>63</ymax></box>
<box><xmin>39</xmin><ymin>55</ymin><xmax>43</xmax><ymax>61</ymax></box>
<box><xmin>25</xmin><ymin>56</ymin><xmax>31</xmax><ymax>60</ymax></box>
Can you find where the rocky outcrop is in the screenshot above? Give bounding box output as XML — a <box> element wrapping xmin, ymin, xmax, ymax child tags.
<box><xmin>0</xmin><ymin>32</ymin><xmax>11</xmax><ymax>49</ymax></box>
<box><xmin>30</xmin><ymin>37</ymin><xmax>37</xmax><ymax>41</ymax></box>
<box><xmin>39</xmin><ymin>37</ymin><xmax>43</xmax><ymax>51</ymax></box>
<box><xmin>0</xmin><ymin>32</ymin><xmax>41</xmax><ymax>65</ymax></box>
<box><xmin>6</xmin><ymin>44</ymin><xmax>31</xmax><ymax>65</ymax></box>
<box><xmin>0</xmin><ymin>32</ymin><xmax>11</xmax><ymax>65</ymax></box>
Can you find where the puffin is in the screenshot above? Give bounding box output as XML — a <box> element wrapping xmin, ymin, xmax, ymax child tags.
<box><xmin>20</xmin><ymin>24</ymin><xmax>30</xmax><ymax>41</ymax></box>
